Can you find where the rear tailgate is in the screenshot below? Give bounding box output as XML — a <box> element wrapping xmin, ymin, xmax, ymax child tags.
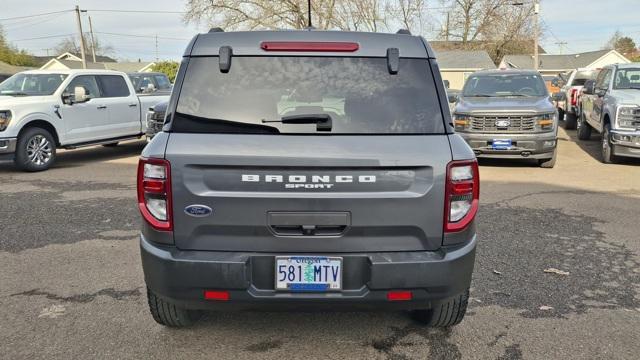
<box><xmin>167</xmin><ymin>133</ymin><xmax>451</xmax><ymax>253</ymax></box>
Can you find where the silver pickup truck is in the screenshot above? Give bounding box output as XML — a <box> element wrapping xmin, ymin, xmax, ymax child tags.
<box><xmin>578</xmin><ymin>63</ymin><xmax>640</xmax><ymax>163</ymax></box>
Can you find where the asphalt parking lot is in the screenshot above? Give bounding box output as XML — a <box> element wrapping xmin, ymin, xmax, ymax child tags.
<box><xmin>1</xmin><ymin>128</ymin><xmax>639</xmax><ymax>359</ymax></box>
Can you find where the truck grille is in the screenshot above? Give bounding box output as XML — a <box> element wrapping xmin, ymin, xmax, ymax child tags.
<box><xmin>470</xmin><ymin>115</ymin><xmax>536</xmax><ymax>132</ymax></box>
<box><xmin>146</xmin><ymin>111</ymin><xmax>165</xmax><ymax>136</ymax></box>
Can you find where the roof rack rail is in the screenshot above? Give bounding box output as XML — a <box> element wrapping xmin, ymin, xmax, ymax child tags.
<box><xmin>208</xmin><ymin>27</ymin><xmax>224</xmax><ymax>33</ymax></box>
<box><xmin>396</xmin><ymin>29</ymin><xmax>411</xmax><ymax>35</ymax></box>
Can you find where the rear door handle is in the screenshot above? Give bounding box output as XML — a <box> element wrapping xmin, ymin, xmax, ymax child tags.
<box><xmin>97</xmin><ymin>105</ymin><xmax>107</xmax><ymax>109</ymax></box>
<box><xmin>128</xmin><ymin>103</ymin><xmax>138</xmax><ymax>107</ymax></box>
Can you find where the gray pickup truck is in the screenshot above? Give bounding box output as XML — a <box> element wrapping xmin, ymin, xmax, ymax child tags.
<box><xmin>578</xmin><ymin>63</ymin><xmax>640</xmax><ymax>163</ymax></box>
<box><xmin>138</xmin><ymin>29</ymin><xmax>478</xmax><ymax>327</ymax></box>
<box><xmin>451</xmin><ymin>69</ymin><xmax>558</xmax><ymax>168</ymax></box>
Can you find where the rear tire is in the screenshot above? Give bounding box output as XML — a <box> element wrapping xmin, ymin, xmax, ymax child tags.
<box><xmin>564</xmin><ymin>112</ymin><xmax>577</xmax><ymax>130</ymax></box>
<box><xmin>576</xmin><ymin>111</ymin><xmax>592</xmax><ymax>140</ymax></box>
<box><xmin>14</xmin><ymin>127</ymin><xmax>56</xmax><ymax>172</ymax></box>
<box><xmin>558</xmin><ymin>108</ymin><xmax>565</xmax><ymax>122</ymax></box>
<box><xmin>601</xmin><ymin>124</ymin><xmax>621</xmax><ymax>164</ymax></box>
<box><xmin>147</xmin><ymin>288</ymin><xmax>201</xmax><ymax>327</ymax></box>
<box><xmin>538</xmin><ymin>148</ymin><xmax>557</xmax><ymax>168</ymax></box>
<box><xmin>411</xmin><ymin>289</ymin><xmax>469</xmax><ymax>327</ymax></box>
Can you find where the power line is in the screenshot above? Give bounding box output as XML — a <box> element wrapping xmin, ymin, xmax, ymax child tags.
<box><xmin>84</xmin><ymin>9</ymin><xmax>186</xmax><ymax>14</ymax></box>
<box><xmin>95</xmin><ymin>31</ymin><xmax>188</xmax><ymax>41</ymax></box>
<box><xmin>9</xmin><ymin>33</ymin><xmax>74</xmax><ymax>42</ymax></box>
<box><xmin>0</xmin><ymin>10</ymin><xmax>72</xmax><ymax>22</ymax></box>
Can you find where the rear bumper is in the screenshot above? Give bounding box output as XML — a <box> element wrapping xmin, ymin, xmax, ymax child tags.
<box><xmin>611</xmin><ymin>130</ymin><xmax>640</xmax><ymax>159</ymax></box>
<box><xmin>459</xmin><ymin>132</ymin><xmax>557</xmax><ymax>159</ymax></box>
<box><xmin>140</xmin><ymin>234</ymin><xmax>477</xmax><ymax>311</ymax></box>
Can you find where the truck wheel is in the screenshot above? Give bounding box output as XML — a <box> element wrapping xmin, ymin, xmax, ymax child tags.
<box><xmin>538</xmin><ymin>148</ymin><xmax>557</xmax><ymax>168</ymax></box>
<box><xmin>564</xmin><ymin>112</ymin><xmax>577</xmax><ymax>130</ymax></box>
<box><xmin>14</xmin><ymin>127</ymin><xmax>56</xmax><ymax>172</ymax></box>
<box><xmin>558</xmin><ymin>108</ymin><xmax>565</xmax><ymax>122</ymax></box>
<box><xmin>576</xmin><ymin>111</ymin><xmax>592</xmax><ymax>140</ymax></box>
<box><xmin>147</xmin><ymin>288</ymin><xmax>201</xmax><ymax>327</ymax></box>
<box><xmin>102</xmin><ymin>142</ymin><xmax>119</xmax><ymax>147</ymax></box>
<box><xmin>601</xmin><ymin>124</ymin><xmax>621</xmax><ymax>164</ymax></box>
<box><xmin>411</xmin><ymin>289</ymin><xmax>469</xmax><ymax>327</ymax></box>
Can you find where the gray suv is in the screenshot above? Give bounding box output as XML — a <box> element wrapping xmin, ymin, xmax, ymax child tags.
<box><xmin>452</xmin><ymin>69</ymin><xmax>558</xmax><ymax>168</ymax></box>
<box><xmin>138</xmin><ymin>29</ymin><xmax>479</xmax><ymax>327</ymax></box>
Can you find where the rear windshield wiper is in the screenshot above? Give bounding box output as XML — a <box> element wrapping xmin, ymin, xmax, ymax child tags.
<box><xmin>262</xmin><ymin>114</ymin><xmax>332</xmax><ymax>131</ymax></box>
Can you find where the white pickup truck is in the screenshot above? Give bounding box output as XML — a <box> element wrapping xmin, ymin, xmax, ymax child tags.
<box><xmin>0</xmin><ymin>69</ymin><xmax>169</xmax><ymax>171</ymax></box>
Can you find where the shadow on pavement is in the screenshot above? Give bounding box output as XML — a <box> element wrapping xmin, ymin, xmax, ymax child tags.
<box><xmin>564</xmin><ymin>127</ymin><xmax>640</xmax><ymax>165</ymax></box>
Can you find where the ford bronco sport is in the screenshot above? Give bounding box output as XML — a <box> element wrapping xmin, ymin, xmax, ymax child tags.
<box><xmin>138</xmin><ymin>29</ymin><xmax>479</xmax><ymax>327</ymax></box>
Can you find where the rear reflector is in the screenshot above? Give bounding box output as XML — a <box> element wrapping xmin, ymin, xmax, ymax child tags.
<box><xmin>204</xmin><ymin>290</ymin><xmax>230</xmax><ymax>301</ymax></box>
<box><xmin>260</xmin><ymin>41</ymin><xmax>359</xmax><ymax>52</ymax></box>
<box><xmin>387</xmin><ymin>291</ymin><xmax>413</xmax><ymax>301</ymax></box>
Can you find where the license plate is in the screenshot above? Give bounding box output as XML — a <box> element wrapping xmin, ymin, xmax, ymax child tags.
<box><xmin>492</xmin><ymin>139</ymin><xmax>512</xmax><ymax>150</ymax></box>
<box><xmin>275</xmin><ymin>256</ymin><xmax>342</xmax><ymax>291</ymax></box>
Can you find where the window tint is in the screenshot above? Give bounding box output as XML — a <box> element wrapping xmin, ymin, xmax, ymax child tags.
<box><xmin>613</xmin><ymin>68</ymin><xmax>640</xmax><ymax>89</ymax></box>
<box><xmin>98</xmin><ymin>75</ymin><xmax>130</xmax><ymax>97</ymax></box>
<box><xmin>154</xmin><ymin>75</ymin><xmax>171</xmax><ymax>89</ymax></box>
<box><xmin>174</xmin><ymin>57</ymin><xmax>444</xmax><ymax>134</ymax></box>
<box><xmin>64</xmin><ymin>75</ymin><xmax>101</xmax><ymax>99</ymax></box>
<box><xmin>0</xmin><ymin>73</ymin><xmax>67</xmax><ymax>96</ymax></box>
<box><xmin>595</xmin><ymin>69</ymin><xmax>612</xmax><ymax>89</ymax></box>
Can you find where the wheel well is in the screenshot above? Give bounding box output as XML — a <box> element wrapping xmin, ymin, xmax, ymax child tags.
<box><xmin>603</xmin><ymin>114</ymin><xmax>610</xmax><ymax>126</ymax></box>
<box><xmin>19</xmin><ymin>120</ymin><xmax>60</xmax><ymax>146</ymax></box>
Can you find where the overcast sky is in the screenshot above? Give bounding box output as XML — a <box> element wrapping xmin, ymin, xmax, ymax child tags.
<box><xmin>2</xmin><ymin>0</ymin><xmax>640</xmax><ymax>61</ymax></box>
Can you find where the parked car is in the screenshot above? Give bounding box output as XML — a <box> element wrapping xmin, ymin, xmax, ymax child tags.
<box><xmin>557</xmin><ymin>68</ymin><xmax>599</xmax><ymax>129</ymax></box>
<box><xmin>577</xmin><ymin>63</ymin><xmax>640</xmax><ymax>163</ymax></box>
<box><xmin>145</xmin><ymin>100</ymin><xmax>168</xmax><ymax>141</ymax></box>
<box><xmin>128</xmin><ymin>72</ymin><xmax>172</xmax><ymax>94</ymax></box>
<box><xmin>451</xmin><ymin>69</ymin><xmax>558</xmax><ymax>168</ymax></box>
<box><xmin>0</xmin><ymin>69</ymin><xmax>169</xmax><ymax>171</ymax></box>
<box><xmin>446</xmin><ymin>88</ymin><xmax>460</xmax><ymax>114</ymax></box>
<box><xmin>139</xmin><ymin>29</ymin><xmax>478</xmax><ymax>327</ymax></box>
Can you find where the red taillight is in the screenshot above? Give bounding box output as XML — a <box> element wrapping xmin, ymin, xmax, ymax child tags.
<box><xmin>444</xmin><ymin>160</ymin><xmax>479</xmax><ymax>233</ymax></box>
<box><xmin>204</xmin><ymin>290</ymin><xmax>230</xmax><ymax>301</ymax></box>
<box><xmin>570</xmin><ymin>88</ymin><xmax>578</xmax><ymax>106</ymax></box>
<box><xmin>260</xmin><ymin>41</ymin><xmax>359</xmax><ymax>52</ymax></box>
<box><xmin>137</xmin><ymin>157</ymin><xmax>172</xmax><ymax>231</ymax></box>
<box><xmin>387</xmin><ymin>291</ymin><xmax>413</xmax><ymax>301</ymax></box>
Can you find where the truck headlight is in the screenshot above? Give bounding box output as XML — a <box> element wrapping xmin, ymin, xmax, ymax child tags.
<box><xmin>617</xmin><ymin>105</ymin><xmax>639</xmax><ymax>129</ymax></box>
<box><xmin>0</xmin><ymin>110</ymin><xmax>11</xmax><ymax>131</ymax></box>
<box><xmin>535</xmin><ymin>113</ymin><xmax>555</xmax><ymax>131</ymax></box>
<box><xmin>452</xmin><ymin>113</ymin><xmax>471</xmax><ymax>131</ymax></box>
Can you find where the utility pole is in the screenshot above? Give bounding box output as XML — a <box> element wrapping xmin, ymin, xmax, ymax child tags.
<box><xmin>155</xmin><ymin>35</ymin><xmax>159</xmax><ymax>62</ymax></box>
<box><xmin>88</xmin><ymin>15</ymin><xmax>97</xmax><ymax>63</ymax></box>
<box><xmin>555</xmin><ymin>41</ymin><xmax>567</xmax><ymax>55</ymax></box>
<box><xmin>533</xmin><ymin>1</ymin><xmax>539</xmax><ymax>70</ymax></box>
<box><xmin>445</xmin><ymin>12</ymin><xmax>450</xmax><ymax>41</ymax></box>
<box><xmin>74</xmin><ymin>5</ymin><xmax>87</xmax><ymax>69</ymax></box>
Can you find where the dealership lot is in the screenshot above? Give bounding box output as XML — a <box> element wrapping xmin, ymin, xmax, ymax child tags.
<box><xmin>1</xmin><ymin>128</ymin><xmax>639</xmax><ymax>359</ymax></box>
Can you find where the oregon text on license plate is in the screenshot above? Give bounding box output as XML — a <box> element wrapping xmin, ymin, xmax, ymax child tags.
<box><xmin>275</xmin><ymin>256</ymin><xmax>342</xmax><ymax>291</ymax></box>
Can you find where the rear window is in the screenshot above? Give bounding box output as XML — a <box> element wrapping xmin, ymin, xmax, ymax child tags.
<box><xmin>571</xmin><ymin>70</ymin><xmax>598</xmax><ymax>86</ymax></box>
<box><xmin>173</xmin><ymin>57</ymin><xmax>445</xmax><ymax>134</ymax></box>
<box><xmin>98</xmin><ymin>75</ymin><xmax>130</xmax><ymax>97</ymax></box>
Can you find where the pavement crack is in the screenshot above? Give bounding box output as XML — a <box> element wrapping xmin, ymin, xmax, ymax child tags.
<box><xmin>11</xmin><ymin>287</ymin><xmax>141</xmax><ymax>304</ymax></box>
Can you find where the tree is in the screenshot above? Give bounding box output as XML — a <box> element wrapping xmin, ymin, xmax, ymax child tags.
<box><xmin>183</xmin><ymin>0</ymin><xmax>427</xmax><ymax>33</ymax></box>
<box><xmin>605</xmin><ymin>31</ymin><xmax>637</xmax><ymax>55</ymax></box>
<box><xmin>152</xmin><ymin>61</ymin><xmax>180</xmax><ymax>82</ymax></box>
<box><xmin>54</xmin><ymin>35</ymin><xmax>114</xmax><ymax>58</ymax></box>
<box><xmin>0</xmin><ymin>25</ymin><xmax>38</xmax><ymax>66</ymax></box>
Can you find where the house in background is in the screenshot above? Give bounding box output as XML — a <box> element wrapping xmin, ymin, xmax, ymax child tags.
<box><xmin>0</xmin><ymin>61</ymin><xmax>35</xmax><ymax>82</ymax></box>
<box><xmin>499</xmin><ymin>49</ymin><xmax>631</xmax><ymax>76</ymax></box>
<box><xmin>435</xmin><ymin>50</ymin><xmax>496</xmax><ymax>90</ymax></box>
<box><xmin>38</xmin><ymin>52</ymin><xmax>155</xmax><ymax>73</ymax></box>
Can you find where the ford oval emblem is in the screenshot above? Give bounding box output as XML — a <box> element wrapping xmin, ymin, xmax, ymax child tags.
<box><xmin>495</xmin><ymin>120</ymin><xmax>510</xmax><ymax>128</ymax></box>
<box><xmin>184</xmin><ymin>205</ymin><xmax>213</xmax><ymax>217</ymax></box>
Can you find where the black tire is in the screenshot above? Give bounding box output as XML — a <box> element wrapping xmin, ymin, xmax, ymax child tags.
<box><xmin>147</xmin><ymin>288</ymin><xmax>201</xmax><ymax>327</ymax></box>
<box><xmin>14</xmin><ymin>127</ymin><xmax>56</xmax><ymax>172</ymax></box>
<box><xmin>601</xmin><ymin>124</ymin><xmax>622</xmax><ymax>164</ymax></box>
<box><xmin>558</xmin><ymin>108</ymin><xmax>565</xmax><ymax>122</ymax></box>
<box><xmin>538</xmin><ymin>148</ymin><xmax>557</xmax><ymax>168</ymax></box>
<box><xmin>102</xmin><ymin>142</ymin><xmax>119</xmax><ymax>147</ymax></box>
<box><xmin>411</xmin><ymin>289</ymin><xmax>469</xmax><ymax>327</ymax></box>
<box><xmin>576</xmin><ymin>111</ymin><xmax>592</xmax><ymax>140</ymax></box>
<box><xmin>564</xmin><ymin>112</ymin><xmax>577</xmax><ymax>130</ymax></box>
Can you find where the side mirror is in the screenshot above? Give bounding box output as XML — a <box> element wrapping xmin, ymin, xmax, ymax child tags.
<box><xmin>443</xmin><ymin>80</ymin><xmax>450</xmax><ymax>89</ymax></box>
<box><xmin>74</xmin><ymin>86</ymin><xmax>89</xmax><ymax>103</ymax></box>
<box><xmin>583</xmin><ymin>80</ymin><xmax>595</xmax><ymax>95</ymax></box>
<box><xmin>447</xmin><ymin>93</ymin><xmax>458</xmax><ymax>103</ymax></box>
<box><xmin>551</xmin><ymin>78</ymin><xmax>559</xmax><ymax>87</ymax></box>
<box><xmin>552</xmin><ymin>92</ymin><xmax>565</xmax><ymax>101</ymax></box>
<box><xmin>145</xmin><ymin>83</ymin><xmax>156</xmax><ymax>93</ymax></box>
